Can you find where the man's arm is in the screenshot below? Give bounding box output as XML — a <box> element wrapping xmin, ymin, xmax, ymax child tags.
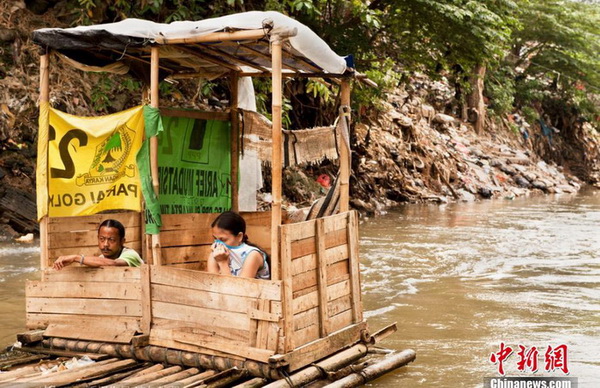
<box><xmin>52</xmin><ymin>254</ymin><xmax>127</xmax><ymax>270</ymax></box>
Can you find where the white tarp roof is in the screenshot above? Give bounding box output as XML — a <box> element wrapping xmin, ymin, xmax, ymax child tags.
<box><xmin>34</xmin><ymin>11</ymin><xmax>349</xmax><ymax>74</ymax></box>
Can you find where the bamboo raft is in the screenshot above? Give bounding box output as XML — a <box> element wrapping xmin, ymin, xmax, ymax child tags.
<box><xmin>18</xmin><ymin>11</ymin><xmax>417</xmax><ymax>386</ymax></box>
<box><xmin>1</xmin><ymin>328</ymin><xmax>415</xmax><ymax>387</ymax></box>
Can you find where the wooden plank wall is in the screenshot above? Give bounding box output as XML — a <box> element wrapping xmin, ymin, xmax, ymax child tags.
<box><xmin>148</xmin><ymin>266</ymin><xmax>283</xmax><ymax>362</ymax></box>
<box><xmin>151</xmin><ymin>211</ymin><xmax>274</xmax><ymax>270</ymax></box>
<box><xmin>280</xmin><ymin>211</ymin><xmax>363</xmax><ymax>351</ymax></box>
<box><xmin>46</xmin><ymin>212</ymin><xmax>143</xmax><ymax>267</ymax></box>
<box><xmin>25</xmin><ymin>267</ymin><xmax>143</xmax><ymax>343</ymax></box>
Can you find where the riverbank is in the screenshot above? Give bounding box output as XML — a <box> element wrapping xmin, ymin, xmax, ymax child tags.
<box><xmin>1</xmin><ymin>4</ymin><xmax>599</xmax><ymax>238</ymax></box>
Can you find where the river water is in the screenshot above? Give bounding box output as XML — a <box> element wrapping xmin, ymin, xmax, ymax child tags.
<box><xmin>0</xmin><ymin>189</ymin><xmax>598</xmax><ymax>387</ymax></box>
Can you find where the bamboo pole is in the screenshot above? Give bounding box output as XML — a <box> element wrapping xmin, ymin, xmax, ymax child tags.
<box><xmin>339</xmin><ymin>80</ymin><xmax>351</xmax><ymax>213</ymax></box>
<box><xmin>230</xmin><ymin>71</ymin><xmax>240</xmax><ymax>212</ymax></box>
<box><xmin>262</xmin><ymin>344</ymin><xmax>368</xmax><ymax>388</ymax></box>
<box><xmin>270</xmin><ymin>36</ymin><xmax>283</xmax><ymax>281</ymax></box>
<box><xmin>150</xmin><ymin>46</ymin><xmax>163</xmax><ymax>265</ymax></box>
<box><xmin>38</xmin><ymin>53</ymin><xmax>50</xmax><ymax>271</ymax></box>
<box><xmin>156</xmin><ymin>29</ymin><xmax>267</xmax><ymax>45</ymax></box>
<box><xmin>321</xmin><ymin>349</ymin><xmax>416</xmax><ymax>388</ymax></box>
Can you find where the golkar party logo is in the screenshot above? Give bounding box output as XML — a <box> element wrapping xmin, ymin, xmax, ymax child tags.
<box><xmin>76</xmin><ymin>123</ymin><xmax>136</xmax><ymax>186</ymax></box>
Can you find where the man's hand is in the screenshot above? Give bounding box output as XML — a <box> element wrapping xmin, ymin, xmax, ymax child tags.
<box><xmin>52</xmin><ymin>255</ymin><xmax>78</xmax><ymax>270</ymax></box>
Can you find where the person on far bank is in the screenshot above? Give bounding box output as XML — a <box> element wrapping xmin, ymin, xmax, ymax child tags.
<box><xmin>207</xmin><ymin>211</ymin><xmax>270</xmax><ymax>279</ymax></box>
<box><xmin>52</xmin><ymin>219</ymin><xmax>143</xmax><ymax>270</ymax></box>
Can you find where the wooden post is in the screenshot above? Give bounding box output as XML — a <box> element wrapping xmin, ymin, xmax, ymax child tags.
<box><xmin>140</xmin><ymin>265</ymin><xmax>152</xmax><ymax>334</ymax></box>
<box><xmin>39</xmin><ymin>53</ymin><xmax>50</xmax><ymax>271</ymax></box>
<box><xmin>230</xmin><ymin>72</ymin><xmax>240</xmax><ymax>212</ymax></box>
<box><xmin>150</xmin><ymin>46</ymin><xmax>163</xmax><ymax>265</ymax></box>
<box><xmin>315</xmin><ymin>218</ymin><xmax>330</xmax><ymax>337</ymax></box>
<box><xmin>339</xmin><ymin>80</ymin><xmax>351</xmax><ymax>213</ymax></box>
<box><xmin>280</xmin><ymin>226</ymin><xmax>294</xmax><ymax>352</ymax></box>
<box><xmin>270</xmin><ymin>36</ymin><xmax>283</xmax><ymax>280</ymax></box>
<box><xmin>347</xmin><ymin>211</ymin><xmax>362</xmax><ymax>323</ymax></box>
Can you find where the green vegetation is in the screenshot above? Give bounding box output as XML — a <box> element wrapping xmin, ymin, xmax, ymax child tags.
<box><xmin>59</xmin><ymin>0</ymin><xmax>598</xmax><ymax>134</ymax></box>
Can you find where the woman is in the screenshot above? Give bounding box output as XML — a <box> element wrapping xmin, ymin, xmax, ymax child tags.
<box><xmin>207</xmin><ymin>211</ymin><xmax>270</xmax><ymax>279</ymax></box>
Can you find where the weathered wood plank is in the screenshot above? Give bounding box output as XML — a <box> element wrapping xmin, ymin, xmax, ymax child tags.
<box><xmin>27</xmin><ymin>297</ymin><xmax>142</xmax><ymax>316</ymax></box>
<box><xmin>150</xmin><ymin>266</ymin><xmax>281</xmax><ymax>300</ymax></box>
<box><xmin>152</xmin><ymin>319</ymin><xmax>249</xmax><ymax>343</ymax></box>
<box><xmin>292</xmin><ymin>279</ymin><xmax>351</xmax><ymax>314</ymax></box>
<box><xmin>173</xmin><ymin>330</ymin><xmax>274</xmax><ymax>363</ymax></box>
<box><xmin>328</xmin><ymin>309</ymin><xmax>354</xmax><ymax>333</ymax></box>
<box><xmin>41</xmin><ymin>267</ymin><xmax>141</xmax><ymax>282</ymax></box>
<box><xmin>47</xmin><ymin>212</ymin><xmax>141</xmax><ymax>232</ymax></box>
<box><xmin>292</xmin><ymin>259</ymin><xmax>349</xmax><ymax>293</ymax></box>
<box><xmin>159</xmin><ymin>229</ymin><xmax>213</xmax><ymax>247</ymax></box>
<box><xmin>26</xmin><ymin>281</ymin><xmax>141</xmax><ymax>300</ymax></box>
<box><xmin>293</xmin><ymin>274</ymin><xmax>350</xmax><ymax>300</ymax></box>
<box><xmin>293</xmin><ymin>307</ymin><xmax>318</xmax><ymax>331</ymax></box>
<box><xmin>291</xmin><ymin>244</ymin><xmax>348</xmax><ymax>276</ymax></box>
<box><xmin>282</xmin><ymin>320</ymin><xmax>367</xmax><ymax>371</ymax></box>
<box><xmin>280</xmin><ymin>225</ymin><xmax>294</xmax><ymax>352</ymax></box>
<box><xmin>168</xmin><ymin>262</ymin><xmax>205</xmax><ymax>270</ymax></box>
<box><xmin>149</xmin><ymin>329</ymin><xmax>246</xmax><ymax>360</ymax></box>
<box><xmin>290</xmin><ymin>229</ymin><xmax>348</xmax><ymax>259</ymax></box>
<box><xmin>26</xmin><ymin>313</ymin><xmax>141</xmax><ymax>332</ymax></box>
<box><xmin>328</xmin><ymin>294</ymin><xmax>352</xmax><ymax>318</ymax></box>
<box><xmin>152</xmin><ymin>283</ymin><xmax>259</xmax><ymax>314</ymax></box>
<box><xmin>48</xmin><ymin>228</ymin><xmax>142</xmax><ymax>249</ymax></box>
<box><xmin>141</xmin><ymin>265</ymin><xmax>151</xmax><ymax>334</ymax></box>
<box><xmin>281</xmin><ymin>212</ymin><xmax>349</xmax><ymax>242</ymax></box>
<box><xmin>16</xmin><ymin>330</ymin><xmax>45</xmax><ymax>345</ymax></box>
<box><xmin>44</xmin><ymin>321</ymin><xmax>137</xmax><ymax>343</ymax></box>
<box><xmin>293</xmin><ymin>302</ymin><xmax>354</xmax><ymax>350</ymax></box>
<box><xmin>160</xmin><ymin>245</ymin><xmax>211</xmax><ymax>264</ymax></box>
<box><xmin>347</xmin><ymin>211</ymin><xmax>363</xmax><ymax>323</ymax></box>
<box><xmin>152</xmin><ymin>301</ymin><xmax>249</xmax><ymax>333</ymax></box>
<box><xmin>315</xmin><ymin>218</ymin><xmax>329</xmax><ymax>337</ymax></box>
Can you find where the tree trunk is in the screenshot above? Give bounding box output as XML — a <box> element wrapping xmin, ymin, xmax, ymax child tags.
<box><xmin>467</xmin><ymin>64</ymin><xmax>486</xmax><ymax>134</ymax></box>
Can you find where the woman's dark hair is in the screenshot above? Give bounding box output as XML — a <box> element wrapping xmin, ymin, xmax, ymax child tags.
<box><xmin>211</xmin><ymin>211</ymin><xmax>247</xmax><ymax>242</ymax></box>
<box><xmin>99</xmin><ymin>219</ymin><xmax>126</xmax><ymax>240</ymax></box>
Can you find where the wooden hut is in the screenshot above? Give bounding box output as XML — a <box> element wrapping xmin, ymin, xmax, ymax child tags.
<box><xmin>13</xmin><ymin>11</ymin><xmax>415</xmax><ymax>386</ymax></box>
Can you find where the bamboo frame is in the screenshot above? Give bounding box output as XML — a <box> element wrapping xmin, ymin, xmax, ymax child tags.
<box><xmin>150</xmin><ymin>46</ymin><xmax>163</xmax><ymax>266</ymax></box>
<box><xmin>39</xmin><ymin>53</ymin><xmax>50</xmax><ymax>271</ymax></box>
<box><xmin>270</xmin><ymin>36</ymin><xmax>283</xmax><ymax>281</ymax></box>
<box><xmin>156</xmin><ymin>29</ymin><xmax>267</xmax><ymax>45</ymax></box>
<box><xmin>230</xmin><ymin>71</ymin><xmax>240</xmax><ymax>212</ymax></box>
<box><xmin>339</xmin><ymin>80</ymin><xmax>351</xmax><ymax>213</ymax></box>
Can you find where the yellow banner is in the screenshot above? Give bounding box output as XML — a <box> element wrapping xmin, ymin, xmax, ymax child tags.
<box><xmin>47</xmin><ymin>106</ymin><xmax>144</xmax><ymax>217</ymax></box>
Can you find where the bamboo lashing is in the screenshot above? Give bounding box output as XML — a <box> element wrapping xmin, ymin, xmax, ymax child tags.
<box><xmin>150</xmin><ymin>46</ymin><xmax>163</xmax><ymax>265</ymax></box>
<box><xmin>262</xmin><ymin>344</ymin><xmax>368</xmax><ymax>388</ymax></box>
<box><xmin>322</xmin><ymin>349</ymin><xmax>416</xmax><ymax>388</ymax></box>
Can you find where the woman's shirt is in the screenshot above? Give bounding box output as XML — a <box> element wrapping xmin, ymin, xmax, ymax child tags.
<box><xmin>226</xmin><ymin>243</ymin><xmax>270</xmax><ymax>280</ymax></box>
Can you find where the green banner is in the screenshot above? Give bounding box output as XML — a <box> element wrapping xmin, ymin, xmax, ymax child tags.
<box><xmin>157</xmin><ymin>114</ymin><xmax>231</xmax><ymax>215</ymax></box>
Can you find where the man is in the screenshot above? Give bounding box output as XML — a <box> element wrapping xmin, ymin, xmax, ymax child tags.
<box><xmin>52</xmin><ymin>219</ymin><xmax>143</xmax><ymax>270</ymax></box>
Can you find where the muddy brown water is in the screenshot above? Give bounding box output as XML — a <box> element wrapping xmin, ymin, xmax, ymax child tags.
<box><xmin>1</xmin><ymin>189</ymin><xmax>599</xmax><ymax>387</ymax></box>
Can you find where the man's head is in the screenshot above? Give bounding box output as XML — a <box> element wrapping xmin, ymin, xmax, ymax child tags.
<box><xmin>98</xmin><ymin>219</ymin><xmax>126</xmax><ymax>259</ymax></box>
